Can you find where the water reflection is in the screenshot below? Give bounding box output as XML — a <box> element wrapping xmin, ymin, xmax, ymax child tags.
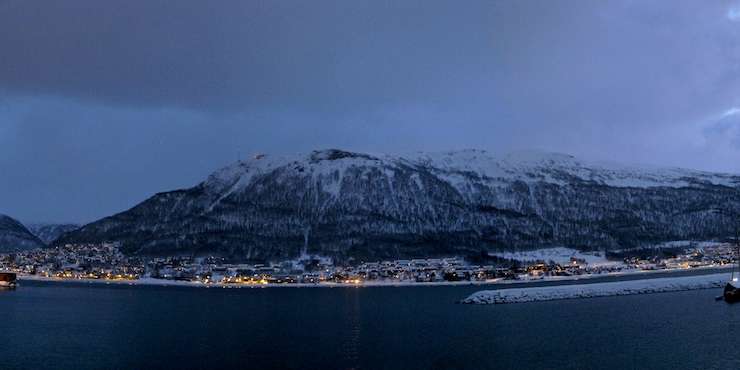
<box><xmin>342</xmin><ymin>289</ymin><xmax>362</xmax><ymax>370</ymax></box>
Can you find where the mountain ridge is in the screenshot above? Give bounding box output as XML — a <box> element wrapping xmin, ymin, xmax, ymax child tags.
<box><xmin>27</xmin><ymin>223</ymin><xmax>80</xmax><ymax>244</ymax></box>
<box><xmin>0</xmin><ymin>214</ymin><xmax>46</xmax><ymax>252</ymax></box>
<box><xmin>54</xmin><ymin>149</ymin><xmax>740</xmax><ymax>262</ymax></box>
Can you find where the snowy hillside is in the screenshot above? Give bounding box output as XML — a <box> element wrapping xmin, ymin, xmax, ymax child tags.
<box><xmin>0</xmin><ymin>214</ymin><xmax>46</xmax><ymax>252</ymax></box>
<box><xmin>26</xmin><ymin>223</ymin><xmax>80</xmax><ymax>244</ymax></box>
<box><xmin>56</xmin><ymin>149</ymin><xmax>740</xmax><ymax>261</ymax></box>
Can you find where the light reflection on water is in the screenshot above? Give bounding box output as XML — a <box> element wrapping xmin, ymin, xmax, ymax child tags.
<box><xmin>342</xmin><ymin>289</ymin><xmax>362</xmax><ymax>370</ymax></box>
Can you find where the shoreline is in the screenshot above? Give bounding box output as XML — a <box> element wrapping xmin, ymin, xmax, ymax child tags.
<box><xmin>17</xmin><ymin>265</ymin><xmax>736</xmax><ymax>289</ymax></box>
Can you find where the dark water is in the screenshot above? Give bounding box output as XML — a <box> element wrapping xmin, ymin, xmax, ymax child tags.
<box><xmin>2</xmin><ymin>281</ymin><xmax>740</xmax><ymax>370</ymax></box>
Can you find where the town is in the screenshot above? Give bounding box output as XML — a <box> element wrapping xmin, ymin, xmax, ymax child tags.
<box><xmin>0</xmin><ymin>242</ymin><xmax>737</xmax><ymax>287</ymax></box>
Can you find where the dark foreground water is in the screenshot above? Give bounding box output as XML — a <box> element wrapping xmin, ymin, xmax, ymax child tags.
<box><xmin>2</xmin><ymin>281</ymin><xmax>740</xmax><ymax>370</ymax></box>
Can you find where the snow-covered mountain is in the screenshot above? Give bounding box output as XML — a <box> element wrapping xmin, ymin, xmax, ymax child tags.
<box><xmin>27</xmin><ymin>223</ymin><xmax>80</xmax><ymax>244</ymax></box>
<box><xmin>56</xmin><ymin>149</ymin><xmax>740</xmax><ymax>262</ymax></box>
<box><xmin>0</xmin><ymin>214</ymin><xmax>45</xmax><ymax>252</ymax></box>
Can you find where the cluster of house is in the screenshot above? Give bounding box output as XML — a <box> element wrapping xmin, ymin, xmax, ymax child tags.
<box><xmin>622</xmin><ymin>244</ymin><xmax>738</xmax><ymax>270</ymax></box>
<box><xmin>0</xmin><ymin>244</ymin><xmax>520</xmax><ymax>284</ymax></box>
<box><xmin>149</xmin><ymin>256</ymin><xmax>503</xmax><ymax>284</ymax></box>
<box><xmin>0</xmin><ymin>243</ymin><xmax>145</xmax><ymax>280</ymax></box>
<box><xmin>0</xmin><ymin>242</ymin><xmax>737</xmax><ymax>286</ymax></box>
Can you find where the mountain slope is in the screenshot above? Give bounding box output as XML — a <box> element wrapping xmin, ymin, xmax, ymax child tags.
<box><xmin>55</xmin><ymin>149</ymin><xmax>740</xmax><ymax>261</ymax></box>
<box><xmin>0</xmin><ymin>214</ymin><xmax>46</xmax><ymax>252</ymax></box>
<box><xmin>27</xmin><ymin>223</ymin><xmax>80</xmax><ymax>244</ymax></box>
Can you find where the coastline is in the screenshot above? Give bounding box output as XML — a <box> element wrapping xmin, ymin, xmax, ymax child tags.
<box><xmin>17</xmin><ymin>264</ymin><xmax>736</xmax><ymax>289</ymax></box>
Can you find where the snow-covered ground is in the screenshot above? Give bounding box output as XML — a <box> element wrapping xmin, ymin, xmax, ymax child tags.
<box><xmin>461</xmin><ymin>273</ymin><xmax>729</xmax><ymax>304</ymax></box>
<box><xmin>611</xmin><ymin>240</ymin><xmax>727</xmax><ymax>252</ymax></box>
<box><xmin>488</xmin><ymin>247</ymin><xmax>613</xmax><ymax>265</ymax></box>
<box><xmin>207</xmin><ymin>149</ymin><xmax>740</xmax><ymax>199</ymax></box>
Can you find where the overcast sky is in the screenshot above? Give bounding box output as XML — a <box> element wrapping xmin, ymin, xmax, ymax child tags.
<box><xmin>2</xmin><ymin>0</ymin><xmax>740</xmax><ymax>223</ymax></box>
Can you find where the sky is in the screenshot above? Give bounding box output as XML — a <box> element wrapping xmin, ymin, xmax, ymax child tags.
<box><xmin>2</xmin><ymin>0</ymin><xmax>740</xmax><ymax>223</ymax></box>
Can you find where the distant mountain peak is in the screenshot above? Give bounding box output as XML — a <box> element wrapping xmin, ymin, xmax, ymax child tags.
<box><xmin>26</xmin><ymin>223</ymin><xmax>81</xmax><ymax>244</ymax></box>
<box><xmin>0</xmin><ymin>214</ymin><xmax>45</xmax><ymax>252</ymax></box>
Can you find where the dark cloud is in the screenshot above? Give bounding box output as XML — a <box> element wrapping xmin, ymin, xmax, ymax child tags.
<box><xmin>0</xmin><ymin>0</ymin><xmax>503</xmax><ymax>111</ymax></box>
<box><xmin>1</xmin><ymin>0</ymin><xmax>740</xmax><ymax>222</ymax></box>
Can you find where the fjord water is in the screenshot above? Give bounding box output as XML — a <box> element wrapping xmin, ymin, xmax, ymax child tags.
<box><xmin>2</xmin><ymin>282</ymin><xmax>740</xmax><ymax>370</ymax></box>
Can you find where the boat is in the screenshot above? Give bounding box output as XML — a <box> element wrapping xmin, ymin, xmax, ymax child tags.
<box><xmin>725</xmin><ymin>280</ymin><xmax>740</xmax><ymax>303</ymax></box>
<box><xmin>0</xmin><ymin>272</ymin><xmax>17</xmax><ymax>289</ymax></box>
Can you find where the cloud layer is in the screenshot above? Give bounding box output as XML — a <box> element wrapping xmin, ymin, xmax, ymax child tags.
<box><xmin>1</xmin><ymin>0</ymin><xmax>740</xmax><ymax>222</ymax></box>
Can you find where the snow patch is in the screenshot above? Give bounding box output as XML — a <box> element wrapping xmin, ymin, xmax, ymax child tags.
<box><xmin>489</xmin><ymin>247</ymin><xmax>609</xmax><ymax>265</ymax></box>
<box><xmin>204</xmin><ymin>149</ymin><xmax>740</xmax><ymax>202</ymax></box>
<box><xmin>461</xmin><ymin>273</ymin><xmax>728</xmax><ymax>304</ymax></box>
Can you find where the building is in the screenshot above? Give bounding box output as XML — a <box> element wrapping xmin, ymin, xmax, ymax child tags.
<box><xmin>0</xmin><ymin>272</ymin><xmax>17</xmax><ymax>289</ymax></box>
